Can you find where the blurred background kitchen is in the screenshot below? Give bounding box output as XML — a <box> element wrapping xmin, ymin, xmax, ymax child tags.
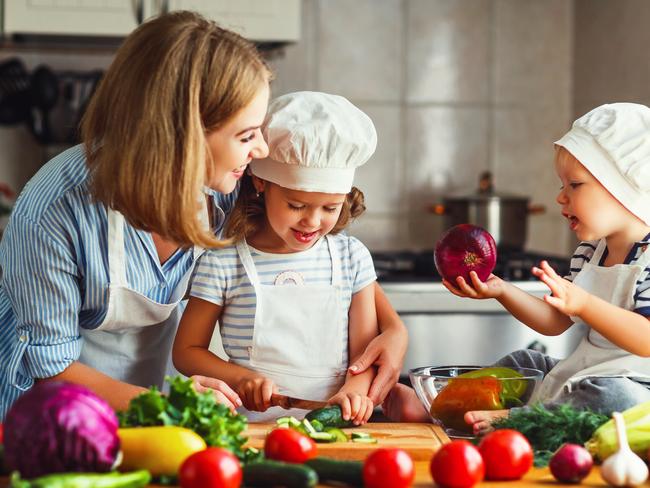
<box><xmin>1</xmin><ymin>0</ymin><xmax>648</xmax><ymax>374</ymax></box>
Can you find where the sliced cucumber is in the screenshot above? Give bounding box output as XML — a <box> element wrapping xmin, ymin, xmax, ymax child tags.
<box><xmin>324</xmin><ymin>427</ymin><xmax>348</xmax><ymax>442</ymax></box>
<box><xmin>351</xmin><ymin>436</ymin><xmax>377</xmax><ymax>444</ymax></box>
<box><xmin>309</xmin><ymin>431</ymin><xmax>336</xmax><ymax>442</ymax></box>
<box><xmin>301</xmin><ymin>418</ymin><xmax>317</xmax><ymax>435</ymax></box>
<box><xmin>351</xmin><ymin>431</ymin><xmax>371</xmax><ymax>439</ymax></box>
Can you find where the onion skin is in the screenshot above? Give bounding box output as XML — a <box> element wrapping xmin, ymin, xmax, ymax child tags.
<box><xmin>434</xmin><ymin>224</ymin><xmax>497</xmax><ymax>283</ymax></box>
<box><xmin>549</xmin><ymin>444</ymin><xmax>593</xmax><ymax>483</ymax></box>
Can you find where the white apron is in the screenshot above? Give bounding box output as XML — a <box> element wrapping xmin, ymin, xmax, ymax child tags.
<box><xmin>531</xmin><ymin>239</ymin><xmax>650</xmax><ymax>402</ymax></box>
<box><xmin>78</xmin><ymin>207</ymin><xmax>205</xmax><ymax>389</ymax></box>
<box><xmin>235</xmin><ymin>235</ymin><xmax>347</xmax><ymax>421</ymax></box>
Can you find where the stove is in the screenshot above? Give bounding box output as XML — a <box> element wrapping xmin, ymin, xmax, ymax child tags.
<box><xmin>371</xmin><ymin>248</ymin><xmax>570</xmax><ymax>283</ymax></box>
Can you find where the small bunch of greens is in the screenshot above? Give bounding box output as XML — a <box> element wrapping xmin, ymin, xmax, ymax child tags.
<box><xmin>118</xmin><ymin>376</ymin><xmax>259</xmax><ymax>463</ymax></box>
<box><xmin>492</xmin><ymin>403</ymin><xmax>608</xmax><ymax>467</ymax></box>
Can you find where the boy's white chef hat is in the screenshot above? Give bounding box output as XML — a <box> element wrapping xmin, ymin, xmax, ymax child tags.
<box><xmin>249</xmin><ymin>91</ymin><xmax>377</xmax><ymax>194</ymax></box>
<box><xmin>555</xmin><ymin>102</ymin><xmax>650</xmax><ymax>225</ymax></box>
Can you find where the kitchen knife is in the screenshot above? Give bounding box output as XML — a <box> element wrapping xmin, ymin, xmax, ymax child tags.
<box><xmin>270</xmin><ymin>393</ymin><xmax>328</xmax><ymax>410</ymax></box>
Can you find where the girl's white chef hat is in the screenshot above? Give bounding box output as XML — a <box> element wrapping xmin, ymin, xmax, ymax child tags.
<box><xmin>249</xmin><ymin>91</ymin><xmax>377</xmax><ymax>194</ymax></box>
<box><xmin>555</xmin><ymin>102</ymin><xmax>650</xmax><ymax>225</ymax></box>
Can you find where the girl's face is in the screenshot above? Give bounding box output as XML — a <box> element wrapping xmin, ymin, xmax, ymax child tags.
<box><xmin>555</xmin><ymin>149</ymin><xmax>638</xmax><ymax>242</ymax></box>
<box><xmin>205</xmin><ymin>83</ymin><xmax>270</xmax><ymax>194</ymax></box>
<box><xmin>252</xmin><ymin>178</ymin><xmax>346</xmax><ymax>253</ymax></box>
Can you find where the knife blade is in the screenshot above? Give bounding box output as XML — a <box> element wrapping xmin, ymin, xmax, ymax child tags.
<box><xmin>270</xmin><ymin>393</ymin><xmax>328</xmax><ymax>411</ymax></box>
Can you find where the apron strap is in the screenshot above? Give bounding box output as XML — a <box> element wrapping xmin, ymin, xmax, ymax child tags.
<box><xmin>590</xmin><ymin>239</ymin><xmax>608</xmax><ymax>265</ymax></box>
<box><xmin>107</xmin><ymin>209</ymin><xmax>128</xmax><ymax>287</ymax></box>
<box><xmin>325</xmin><ymin>235</ymin><xmax>342</xmax><ymax>286</ymax></box>
<box><xmin>237</xmin><ymin>240</ymin><xmax>261</xmax><ymax>287</ymax></box>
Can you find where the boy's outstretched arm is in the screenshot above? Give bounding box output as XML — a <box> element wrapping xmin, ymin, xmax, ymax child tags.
<box><xmin>535</xmin><ymin>261</ymin><xmax>650</xmax><ymax>356</ymax></box>
<box><xmin>447</xmin><ymin>270</ymin><xmax>573</xmax><ymax>336</ymax></box>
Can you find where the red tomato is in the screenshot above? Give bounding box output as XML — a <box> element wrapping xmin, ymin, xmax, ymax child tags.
<box><xmin>478</xmin><ymin>429</ymin><xmax>533</xmax><ymax>480</ymax></box>
<box><xmin>430</xmin><ymin>440</ymin><xmax>484</xmax><ymax>488</ymax></box>
<box><xmin>179</xmin><ymin>447</ymin><xmax>242</xmax><ymax>488</ymax></box>
<box><xmin>264</xmin><ymin>428</ymin><xmax>317</xmax><ymax>463</ymax></box>
<box><xmin>363</xmin><ymin>448</ymin><xmax>415</xmax><ymax>488</ymax></box>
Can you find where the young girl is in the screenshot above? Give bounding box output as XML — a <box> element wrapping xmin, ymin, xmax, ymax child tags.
<box><xmin>173</xmin><ymin>91</ymin><xmax>380</xmax><ymax>424</ymax></box>
<box><xmin>384</xmin><ymin>102</ymin><xmax>650</xmax><ymax>433</ymax></box>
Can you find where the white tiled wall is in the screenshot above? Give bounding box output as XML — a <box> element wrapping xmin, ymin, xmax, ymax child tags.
<box><xmin>0</xmin><ymin>0</ymin><xmax>578</xmax><ymax>255</ymax></box>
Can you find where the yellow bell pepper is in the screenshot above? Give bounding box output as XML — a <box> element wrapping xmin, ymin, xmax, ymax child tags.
<box><xmin>118</xmin><ymin>426</ymin><xmax>207</xmax><ymax>476</ymax></box>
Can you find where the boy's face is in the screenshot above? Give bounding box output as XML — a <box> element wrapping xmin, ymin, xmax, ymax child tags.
<box><xmin>554</xmin><ymin>149</ymin><xmax>640</xmax><ymax>242</ymax></box>
<box><xmin>204</xmin><ymin>83</ymin><xmax>270</xmax><ymax>195</ymax></box>
<box><xmin>252</xmin><ymin>178</ymin><xmax>346</xmax><ymax>253</ymax></box>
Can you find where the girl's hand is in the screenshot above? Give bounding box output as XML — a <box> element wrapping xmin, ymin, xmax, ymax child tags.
<box><xmin>532</xmin><ymin>260</ymin><xmax>589</xmax><ymax>316</ymax></box>
<box><xmin>191</xmin><ymin>375</ymin><xmax>242</xmax><ymax>412</ymax></box>
<box><xmin>328</xmin><ymin>390</ymin><xmax>374</xmax><ymax>425</ymax></box>
<box><xmin>234</xmin><ymin>374</ymin><xmax>276</xmax><ymax>412</ymax></box>
<box><xmin>443</xmin><ymin>271</ymin><xmax>504</xmax><ymax>299</ymax></box>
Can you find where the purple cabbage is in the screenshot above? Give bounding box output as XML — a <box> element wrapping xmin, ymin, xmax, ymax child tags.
<box><xmin>4</xmin><ymin>381</ymin><xmax>120</xmax><ymax>478</ymax></box>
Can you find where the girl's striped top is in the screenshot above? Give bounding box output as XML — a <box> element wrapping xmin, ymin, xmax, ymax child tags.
<box><xmin>565</xmin><ymin>236</ymin><xmax>650</xmax><ymax>316</ymax></box>
<box><xmin>0</xmin><ymin>144</ymin><xmax>237</xmax><ymax>419</ymax></box>
<box><xmin>190</xmin><ymin>234</ymin><xmax>377</xmax><ymax>362</ymax></box>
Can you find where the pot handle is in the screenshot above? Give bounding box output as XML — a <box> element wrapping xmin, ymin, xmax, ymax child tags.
<box><xmin>528</xmin><ymin>204</ymin><xmax>546</xmax><ymax>215</ymax></box>
<box><xmin>428</xmin><ymin>204</ymin><xmax>446</xmax><ymax>215</ymax></box>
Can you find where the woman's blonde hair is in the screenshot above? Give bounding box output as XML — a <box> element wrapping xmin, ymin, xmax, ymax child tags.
<box><xmin>224</xmin><ymin>174</ymin><xmax>367</xmax><ymax>241</ymax></box>
<box><xmin>81</xmin><ymin>11</ymin><xmax>271</xmax><ymax>248</ymax></box>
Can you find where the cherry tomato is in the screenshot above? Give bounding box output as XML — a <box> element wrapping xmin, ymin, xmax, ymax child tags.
<box><xmin>478</xmin><ymin>429</ymin><xmax>533</xmax><ymax>480</ymax></box>
<box><xmin>179</xmin><ymin>447</ymin><xmax>242</xmax><ymax>488</ymax></box>
<box><xmin>363</xmin><ymin>448</ymin><xmax>415</xmax><ymax>488</ymax></box>
<box><xmin>264</xmin><ymin>428</ymin><xmax>317</xmax><ymax>463</ymax></box>
<box><xmin>430</xmin><ymin>440</ymin><xmax>484</xmax><ymax>488</ymax></box>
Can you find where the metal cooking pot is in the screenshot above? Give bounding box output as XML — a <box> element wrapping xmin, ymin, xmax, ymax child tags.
<box><xmin>430</xmin><ymin>171</ymin><xmax>545</xmax><ymax>250</ymax></box>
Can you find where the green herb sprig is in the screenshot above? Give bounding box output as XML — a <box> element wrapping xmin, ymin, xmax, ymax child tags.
<box><xmin>492</xmin><ymin>403</ymin><xmax>608</xmax><ymax>466</ymax></box>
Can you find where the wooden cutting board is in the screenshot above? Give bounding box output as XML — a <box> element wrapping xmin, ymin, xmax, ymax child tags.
<box><xmin>244</xmin><ymin>422</ymin><xmax>449</xmax><ymax>461</ymax></box>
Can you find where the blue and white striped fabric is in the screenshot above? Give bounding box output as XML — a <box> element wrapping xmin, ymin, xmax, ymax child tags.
<box><xmin>190</xmin><ymin>234</ymin><xmax>377</xmax><ymax>362</ymax></box>
<box><xmin>565</xmin><ymin>234</ymin><xmax>650</xmax><ymax>316</ymax></box>
<box><xmin>0</xmin><ymin>144</ymin><xmax>238</xmax><ymax>419</ymax></box>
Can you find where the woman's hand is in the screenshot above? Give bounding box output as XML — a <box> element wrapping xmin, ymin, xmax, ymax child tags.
<box><xmin>532</xmin><ymin>260</ymin><xmax>588</xmax><ymax>316</ymax></box>
<box><xmin>443</xmin><ymin>271</ymin><xmax>505</xmax><ymax>299</ymax></box>
<box><xmin>328</xmin><ymin>389</ymin><xmax>374</xmax><ymax>425</ymax></box>
<box><xmin>191</xmin><ymin>375</ymin><xmax>242</xmax><ymax>412</ymax></box>
<box><xmin>234</xmin><ymin>373</ymin><xmax>276</xmax><ymax>412</ymax></box>
<box><xmin>348</xmin><ymin>323</ymin><xmax>408</xmax><ymax>404</ymax></box>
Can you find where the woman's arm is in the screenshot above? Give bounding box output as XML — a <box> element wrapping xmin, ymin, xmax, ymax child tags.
<box><xmin>348</xmin><ymin>282</ymin><xmax>408</xmax><ymax>404</ymax></box>
<box><xmin>173</xmin><ymin>296</ymin><xmax>273</xmax><ymax>411</ymax></box>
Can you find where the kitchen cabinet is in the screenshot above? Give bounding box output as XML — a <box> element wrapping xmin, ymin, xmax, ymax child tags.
<box><xmin>3</xmin><ymin>0</ymin><xmax>300</xmax><ymax>42</ymax></box>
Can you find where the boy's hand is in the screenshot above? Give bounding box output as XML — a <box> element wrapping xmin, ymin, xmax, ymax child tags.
<box><xmin>532</xmin><ymin>260</ymin><xmax>589</xmax><ymax>316</ymax></box>
<box><xmin>328</xmin><ymin>390</ymin><xmax>374</xmax><ymax>425</ymax></box>
<box><xmin>234</xmin><ymin>373</ymin><xmax>275</xmax><ymax>412</ymax></box>
<box><xmin>443</xmin><ymin>271</ymin><xmax>505</xmax><ymax>299</ymax></box>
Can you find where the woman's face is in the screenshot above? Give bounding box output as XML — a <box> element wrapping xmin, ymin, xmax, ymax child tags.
<box><xmin>205</xmin><ymin>83</ymin><xmax>270</xmax><ymax>194</ymax></box>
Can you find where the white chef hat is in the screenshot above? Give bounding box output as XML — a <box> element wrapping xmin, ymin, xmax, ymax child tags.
<box><xmin>249</xmin><ymin>91</ymin><xmax>377</xmax><ymax>194</ymax></box>
<box><xmin>555</xmin><ymin>102</ymin><xmax>650</xmax><ymax>225</ymax></box>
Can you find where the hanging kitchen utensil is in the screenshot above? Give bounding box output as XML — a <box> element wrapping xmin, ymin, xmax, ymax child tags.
<box><xmin>0</xmin><ymin>58</ymin><xmax>31</xmax><ymax>125</ymax></box>
<box><xmin>29</xmin><ymin>65</ymin><xmax>59</xmax><ymax>144</ymax></box>
<box><xmin>429</xmin><ymin>171</ymin><xmax>545</xmax><ymax>250</ymax></box>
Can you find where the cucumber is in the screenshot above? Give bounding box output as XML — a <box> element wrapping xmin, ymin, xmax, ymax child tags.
<box><xmin>309</xmin><ymin>431</ymin><xmax>336</xmax><ymax>442</ymax></box>
<box><xmin>305</xmin><ymin>406</ymin><xmax>354</xmax><ymax>428</ymax></box>
<box><xmin>243</xmin><ymin>460</ymin><xmax>318</xmax><ymax>488</ymax></box>
<box><xmin>351</xmin><ymin>431</ymin><xmax>371</xmax><ymax>439</ymax></box>
<box><xmin>305</xmin><ymin>457</ymin><xmax>364</xmax><ymax>487</ymax></box>
<box><xmin>324</xmin><ymin>427</ymin><xmax>348</xmax><ymax>442</ymax></box>
<box><xmin>351</xmin><ymin>436</ymin><xmax>377</xmax><ymax>444</ymax></box>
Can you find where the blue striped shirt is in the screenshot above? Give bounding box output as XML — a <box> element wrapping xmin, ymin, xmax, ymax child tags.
<box><xmin>565</xmin><ymin>237</ymin><xmax>650</xmax><ymax>316</ymax></box>
<box><xmin>0</xmin><ymin>144</ymin><xmax>237</xmax><ymax>419</ymax></box>
<box><xmin>190</xmin><ymin>234</ymin><xmax>377</xmax><ymax>362</ymax></box>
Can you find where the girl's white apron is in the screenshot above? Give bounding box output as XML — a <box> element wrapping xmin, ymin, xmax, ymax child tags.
<box><xmin>234</xmin><ymin>235</ymin><xmax>347</xmax><ymax>421</ymax></box>
<box><xmin>531</xmin><ymin>239</ymin><xmax>650</xmax><ymax>402</ymax></box>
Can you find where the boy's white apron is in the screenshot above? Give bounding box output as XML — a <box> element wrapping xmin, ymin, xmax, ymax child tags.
<box><xmin>531</xmin><ymin>239</ymin><xmax>650</xmax><ymax>402</ymax></box>
<box><xmin>78</xmin><ymin>208</ymin><xmax>205</xmax><ymax>389</ymax></box>
<box><xmin>234</xmin><ymin>235</ymin><xmax>347</xmax><ymax>421</ymax></box>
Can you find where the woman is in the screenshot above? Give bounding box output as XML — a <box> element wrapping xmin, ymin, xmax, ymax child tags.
<box><xmin>0</xmin><ymin>11</ymin><xmax>406</xmax><ymax>419</ymax></box>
